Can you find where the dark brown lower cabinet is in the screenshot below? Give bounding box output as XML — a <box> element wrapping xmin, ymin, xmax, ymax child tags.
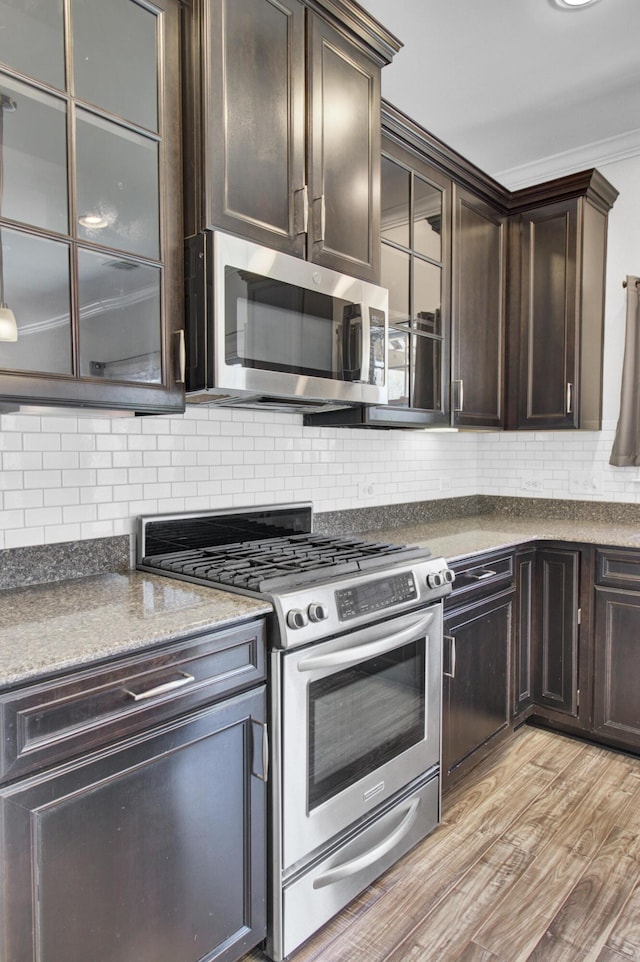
<box><xmin>593</xmin><ymin>585</ymin><xmax>640</xmax><ymax>752</ymax></box>
<box><xmin>513</xmin><ymin>548</ymin><xmax>535</xmax><ymax>718</ymax></box>
<box><xmin>443</xmin><ymin>589</ymin><xmax>513</xmax><ymax>791</ymax></box>
<box><xmin>0</xmin><ymin>686</ymin><xmax>267</xmax><ymax>962</ymax></box>
<box><xmin>533</xmin><ymin>547</ymin><xmax>580</xmax><ymax>717</ymax></box>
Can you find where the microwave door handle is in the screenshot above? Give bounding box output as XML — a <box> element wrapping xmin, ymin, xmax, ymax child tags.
<box><xmin>359</xmin><ymin>303</ymin><xmax>370</xmax><ymax>384</ymax></box>
<box><xmin>297</xmin><ymin>610</ymin><xmax>436</xmax><ymax>673</ymax></box>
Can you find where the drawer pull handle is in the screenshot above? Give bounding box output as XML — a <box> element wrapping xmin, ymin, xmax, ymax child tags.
<box><xmin>123</xmin><ymin>671</ymin><xmax>195</xmax><ymax>702</ymax></box>
<box><xmin>467</xmin><ymin>569</ymin><xmax>497</xmax><ymax>581</ymax></box>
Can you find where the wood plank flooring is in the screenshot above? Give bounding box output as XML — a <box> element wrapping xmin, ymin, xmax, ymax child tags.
<box><xmin>243</xmin><ymin>727</ymin><xmax>640</xmax><ymax>962</ymax></box>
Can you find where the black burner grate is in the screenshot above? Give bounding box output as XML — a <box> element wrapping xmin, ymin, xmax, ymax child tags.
<box><xmin>144</xmin><ymin>533</ymin><xmax>430</xmax><ymax>592</ymax></box>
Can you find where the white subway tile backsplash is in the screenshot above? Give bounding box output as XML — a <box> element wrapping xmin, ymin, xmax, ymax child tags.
<box><xmin>24</xmin><ymin>470</ymin><xmax>61</xmax><ymax>489</ymax></box>
<box><xmin>0</xmin><ymin>398</ymin><xmax>637</xmax><ymax>552</ymax></box>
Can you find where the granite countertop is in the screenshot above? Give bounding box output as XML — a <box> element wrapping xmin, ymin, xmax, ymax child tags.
<box><xmin>0</xmin><ymin>571</ymin><xmax>272</xmax><ymax>690</ymax></box>
<box><xmin>356</xmin><ymin>514</ymin><xmax>640</xmax><ymax>561</ymax></box>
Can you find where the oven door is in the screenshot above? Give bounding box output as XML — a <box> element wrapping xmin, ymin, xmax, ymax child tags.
<box><xmin>278</xmin><ymin>604</ymin><xmax>442</xmax><ymax>871</ymax></box>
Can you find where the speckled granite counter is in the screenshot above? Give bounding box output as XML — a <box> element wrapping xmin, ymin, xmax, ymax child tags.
<box><xmin>355</xmin><ymin>515</ymin><xmax>640</xmax><ymax>561</ymax></box>
<box><xmin>0</xmin><ymin>571</ymin><xmax>271</xmax><ymax>690</ymax></box>
<box><xmin>315</xmin><ymin>495</ymin><xmax>640</xmax><ymax>561</ymax></box>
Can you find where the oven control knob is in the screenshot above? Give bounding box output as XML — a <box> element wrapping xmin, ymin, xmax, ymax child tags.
<box><xmin>427</xmin><ymin>571</ymin><xmax>444</xmax><ymax>589</ymax></box>
<box><xmin>443</xmin><ymin>568</ymin><xmax>455</xmax><ymax>584</ymax></box>
<box><xmin>308</xmin><ymin>602</ymin><xmax>328</xmax><ymax>623</ymax></box>
<box><xmin>287</xmin><ymin>608</ymin><xmax>308</xmax><ymax>630</ymax></box>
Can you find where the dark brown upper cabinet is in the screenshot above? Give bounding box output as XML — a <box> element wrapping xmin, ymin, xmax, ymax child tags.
<box><xmin>506</xmin><ymin>171</ymin><xmax>618</xmax><ymax>431</ymax></box>
<box><xmin>0</xmin><ymin>0</ymin><xmax>185</xmax><ymax>414</ymax></box>
<box><xmin>452</xmin><ymin>186</ymin><xmax>506</xmax><ymax>429</ymax></box>
<box><xmin>183</xmin><ymin>0</ymin><xmax>400</xmax><ymax>284</ymax></box>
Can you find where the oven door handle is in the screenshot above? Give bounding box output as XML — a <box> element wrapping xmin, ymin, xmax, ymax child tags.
<box><xmin>312</xmin><ymin>795</ymin><xmax>421</xmax><ymax>889</ymax></box>
<box><xmin>297</xmin><ymin>611</ymin><xmax>436</xmax><ymax>673</ymax></box>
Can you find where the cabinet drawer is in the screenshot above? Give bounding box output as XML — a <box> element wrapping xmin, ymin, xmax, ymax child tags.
<box><xmin>0</xmin><ymin>618</ymin><xmax>265</xmax><ymax>784</ymax></box>
<box><xmin>446</xmin><ymin>552</ymin><xmax>514</xmax><ymax>606</ymax></box>
<box><xmin>596</xmin><ymin>548</ymin><xmax>640</xmax><ymax>590</ymax></box>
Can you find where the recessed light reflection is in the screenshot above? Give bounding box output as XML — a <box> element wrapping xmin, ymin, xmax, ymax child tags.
<box><xmin>79</xmin><ymin>213</ymin><xmax>109</xmax><ymax>229</ymax></box>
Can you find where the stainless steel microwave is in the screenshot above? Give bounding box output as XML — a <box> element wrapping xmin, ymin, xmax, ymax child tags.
<box><xmin>185</xmin><ymin>230</ymin><xmax>388</xmax><ymax>412</ymax></box>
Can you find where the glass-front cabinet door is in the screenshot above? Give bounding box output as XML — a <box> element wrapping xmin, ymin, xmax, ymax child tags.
<box><xmin>380</xmin><ymin>143</ymin><xmax>451</xmax><ymax>425</ymax></box>
<box><xmin>0</xmin><ymin>0</ymin><xmax>183</xmax><ymax>413</ymax></box>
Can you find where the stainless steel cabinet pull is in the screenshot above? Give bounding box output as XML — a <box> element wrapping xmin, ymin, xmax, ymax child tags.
<box><xmin>566</xmin><ymin>382</ymin><xmax>574</xmax><ymax>415</ymax></box>
<box><xmin>443</xmin><ymin>635</ymin><xmax>456</xmax><ymax>679</ymax></box>
<box><xmin>123</xmin><ymin>671</ymin><xmax>195</xmax><ymax>702</ymax></box>
<box><xmin>294</xmin><ymin>185</ymin><xmax>308</xmax><ymax>235</ymax></box>
<box><xmin>174</xmin><ymin>330</ymin><xmax>186</xmax><ymax>384</ymax></box>
<box><xmin>467</xmin><ymin>568</ymin><xmax>497</xmax><ymax>581</ymax></box>
<box><xmin>312</xmin><ymin>195</ymin><xmax>326</xmax><ymax>243</ymax></box>
<box><xmin>313</xmin><ymin>795</ymin><xmax>421</xmax><ymax>889</ymax></box>
<box><xmin>454</xmin><ymin>379</ymin><xmax>464</xmax><ymax>413</ymax></box>
<box><xmin>298</xmin><ymin>611</ymin><xmax>436</xmax><ymax>673</ymax></box>
<box><xmin>251</xmin><ymin>720</ymin><xmax>269</xmax><ymax>782</ymax></box>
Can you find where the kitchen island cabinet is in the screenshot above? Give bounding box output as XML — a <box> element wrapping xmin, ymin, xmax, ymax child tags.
<box><xmin>0</xmin><ymin>581</ymin><xmax>269</xmax><ymax>962</ymax></box>
<box><xmin>183</xmin><ymin>0</ymin><xmax>400</xmax><ymax>283</ymax></box>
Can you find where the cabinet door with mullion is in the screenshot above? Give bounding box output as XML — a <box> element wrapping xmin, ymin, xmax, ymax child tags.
<box><xmin>380</xmin><ymin>143</ymin><xmax>451</xmax><ymax>424</ymax></box>
<box><xmin>0</xmin><ymin>0</ymin><xmax>184</xmax><ymax>414</ymax></box>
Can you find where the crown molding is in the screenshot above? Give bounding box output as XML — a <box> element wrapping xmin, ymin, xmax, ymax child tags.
<box><xmin>496</xmin><ymin>128</ymin><xmax>640</xmax><ymax>190</ymax></box>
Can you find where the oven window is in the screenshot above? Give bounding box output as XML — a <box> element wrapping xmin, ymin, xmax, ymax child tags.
<box><xmin>308</xmin><ymin>639</ymin><xmax>426</xmax><ymax>810</ymax></box>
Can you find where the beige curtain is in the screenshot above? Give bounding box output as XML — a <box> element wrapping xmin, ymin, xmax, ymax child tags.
<box><xmin>610</xmin><ymin>276</ymin><xmax>640</xmax><ymax>466</ymax></box>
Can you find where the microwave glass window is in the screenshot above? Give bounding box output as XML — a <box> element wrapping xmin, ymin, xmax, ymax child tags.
<box><xmin>224</xmin><ymin>266</ymin><xmax>366</xmax><ymax>381</ymax></box>
<box><xmin>307</xmin><ymin>639</ymin><xmax>426</xmax><ymax>809</ymax></box>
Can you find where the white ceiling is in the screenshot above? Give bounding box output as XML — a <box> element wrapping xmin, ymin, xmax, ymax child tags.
<box><xmin>363</xmin><ymin>0</ymin><xmax>640</xmax><ymax>187</ymax></box>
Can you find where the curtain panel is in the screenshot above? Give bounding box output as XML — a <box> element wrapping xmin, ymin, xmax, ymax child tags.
<box><xmin>610</xmin><ymin>275</ymin><xmax>640</xmax><ymax>467</ymax></box>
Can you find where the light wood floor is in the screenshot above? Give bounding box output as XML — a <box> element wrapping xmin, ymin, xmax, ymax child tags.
<box><xmin>244</xmin><ymin>726</ymin><xmax>640</xmax><ymax>962</ymax></box>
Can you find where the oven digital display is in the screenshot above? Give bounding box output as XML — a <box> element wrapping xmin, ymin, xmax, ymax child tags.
<box><xmin>336</xmin><ymin>572</ymin><xmax>417</xmax><ymax>621</ymax></box>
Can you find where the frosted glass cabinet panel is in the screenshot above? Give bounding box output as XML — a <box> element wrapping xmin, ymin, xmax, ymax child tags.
<box><xmin>0</xmin><ymin>76</ymin><xmax>68</xmax><ymax>235</ymax></box>
<box><xmin>0</xmin><ymin>0</ymin><xmax>183</xmax><ymax>413</ymax></box>
<box><xmin>73</xmin><ymin>0</ymin><xmax>159</xmax><ymax>131</ymax></box>
<box><xmin>0</xmin><ymin>0</ymin><xmax>64</xmax><ymax>90</ymax></box>
<box><xmin>76</xmin><ymin>111</ymin><xmax>160</xmax><ymax>260</ymax></box>
<box><xmin>0</xmin><ymin>228</ymin><xmax>71</xmax><ymax>375</ymax></box>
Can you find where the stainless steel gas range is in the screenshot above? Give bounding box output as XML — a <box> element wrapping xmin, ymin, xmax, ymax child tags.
<box><xmin>137</xmin><ymin>503</ymin><xmax>454</xmax><ymax>961</ymax></box>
